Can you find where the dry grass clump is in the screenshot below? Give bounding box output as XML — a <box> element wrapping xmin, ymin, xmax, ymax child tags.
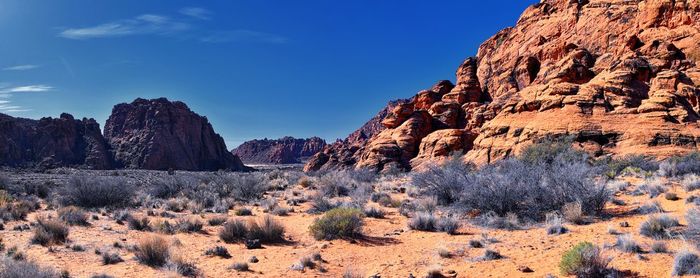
<box><xmin>0</xmin><ymin>257</ymin><xmax>59</xmax><ymax>278</ymax></box>
<box><xmin>134</xmin><ymin>236</ymin><xmax>170</xmax><ymax>267</ymax></box>
<box><xmin>207</xmin><ymin>215</ymin><xmax>227</xmax><ymax>226</ymax></box>
<box><xmin>248</xmin><ymin>215</ymin><xmax>286</xmax><ymax>243</ymax></box>
<box><xmin>219</xmin><ymin>219</ymin><xmax>248</xmax><ymax>243</ymax></box>
<box><xmin>127</xmin><ymin>216</ymin><xmax>151</xmax><ymax>231</ymax></box>
<box><xmin>57</xmin><ymin>206</ymin><xmax>89</xmax><ymax>226</ymax></box>
<box><xmin>32</xmin><ymin>217</ymin><xmax>69</xmax><ymax>246</ymax></box>
<box><xmin>673</xmin><ymin>250</ymin><xmax>700</xmax><ymax>276</ymax></box>
<box><xmin>640</xmin><ymin>214</ymin><xmax>680</xmax><ymax>239</ymax></box>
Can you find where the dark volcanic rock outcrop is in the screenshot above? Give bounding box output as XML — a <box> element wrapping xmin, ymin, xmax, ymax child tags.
<box><xmin>306</xmin><ymin>0</ymin><xmax>700</xmax><ymax>173</ymax></box>
<box><xmin>0</xmin><ymin>113</ymin><xmax>112</xmax><ymax>169</ymax></box>
<box><xmin>231</xmin><ymin>136</ymin><xmax>327</xmax><ymax>164</ymax></box>
<box><xmin>104</xmin><ymin>98</ymin><xmax>249</xmax><ymax>171</ymax></box>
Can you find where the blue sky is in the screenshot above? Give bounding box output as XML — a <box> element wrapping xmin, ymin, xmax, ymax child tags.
<box><xmin>0</xmin><ymin>0</ymin><xmax>536</xmax><ymax>148</ymax></box>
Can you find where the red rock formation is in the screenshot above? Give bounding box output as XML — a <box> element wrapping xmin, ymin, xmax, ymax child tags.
<box><xmin>304</xmin><ymin>99</ymin><xmax>409</xmax><ymax>172</ymax></box>
<box><xmin>305</xmin><ymin>0</ymin><xmax>700</xmax><ymax>172</ymax></box>
<box><xmin>105</xmin><ymin>98</ymin><xmax>249</xmax><ymax>171</ymax></box>
<box><xmin>0</xmin><ymin>113</ymin><xmax>112</xmax><ymax>169</ymax></box>
<box><xmin>231</xmin><ymin>136</ymin><xmax>327</xmax><ymax>164</ymax></box>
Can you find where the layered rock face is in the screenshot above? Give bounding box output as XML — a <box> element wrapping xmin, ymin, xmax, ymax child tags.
<box><xmin>0</xmin><ymin>113</ymin><xmax>113</xmax><ymax>169</ymax></box>
<box><xmin>105</xmin><ymin>98</ymin><xmax>249</xmax><ymax>171</ymax></box>
<box><xmin>306</xmin><ymin>0</ymin><xmax>700</xmax><ymax>172</ymax></box>
<box><xmin>231</xmin><ymin>136</ymin><xmax>327</xmax><ymax>164</ymax></box>
<box><xmin>304</xmin><ymin>99</ymin><xmax>409</xmax><ymax>172</ymax></box>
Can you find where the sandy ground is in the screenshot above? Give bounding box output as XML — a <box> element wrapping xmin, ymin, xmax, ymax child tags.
<box><xmin>0</xmin><ymin>175</ymin><xmax>697</xmax><ymax>278</ymax></box>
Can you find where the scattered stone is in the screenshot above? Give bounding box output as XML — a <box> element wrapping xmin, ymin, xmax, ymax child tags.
<box><xmin>245</xmin><ymin>239</ymin><xmax>262</xmax><ymax>249</ymax></box>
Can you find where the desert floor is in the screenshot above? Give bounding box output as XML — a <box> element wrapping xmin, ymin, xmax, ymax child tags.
<box><xmin>0</xmin><ymin>171</ymin><xmax>693</xmax><ymax>278</ymax></box>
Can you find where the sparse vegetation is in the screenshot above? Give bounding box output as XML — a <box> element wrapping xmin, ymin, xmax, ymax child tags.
<box><xmin>234</xmin><ymin>207</ymin><xmax>253</xmax><ymax>216</ymax></box>
<box><xmin>615</xmin><ymin>234</ymin><xmax>641</xmax><ymax>253</ymax></box>
<box><xmin>57</xmin><ymin>206</ymin><xmax>89</xmax><ymax>226</ymax></box>
<box><xmin>651</xmin><ymin>241</ymin><xmax>668</xmax><ymax>253</ymax></box>
<box><xmin>659</xmin><ymin>152</ymin><xmax>700</xmax><ymax>177</ymax></box>
<box><xmin>32</xmin><ymin>217</ymin><xmax>69</xmax><ymax>246</ymax></box>
<box><xmin>683</xmin><ymin>174</ymin><xmax>700</xmax><ymax>192</ymax></box>
<box><xmin>559</xmin><ymin>242</ymin><xmax>611</xmax><ymax>277</ymax></box>
<box><xmin>413</xmin><ymin>140</ymin><xmax>609</xmax><ymax>223</ymax></box>
<box><xmin>208</xmin><ymin>215</ymin><xmax>227</xmax><ymax>226</ymax></box>
<box><xmin>248</xmin><ymin>215</ymin><xmax>286</xmax><ymax>243</ymax></box>
<box><xmin>546</xmin><ymin>212</ymin><xmax>568</xmax><ymax>235</ymax></box>
<box><xmin>204</xmin><ymin>246</ymin><xmax>231</xmax><ymax>258</ymax></box>
<box><xmin>175</xmin><ymin>217</ymin><xmax>203</xmax><ymax>233</ymax></box>
<box><xmin>310</xmin><ymin>207</ymin><xmax>364</xmax><ymax>240</ymax></box>
<box><xmin>127</xmin><ymin>216</ymin><xmax>151</xmax><ymax>231</ymax></box>
<box><xmin>640</xmin><ymin>214</ymin><xmax>680</xmax><ymax>239</ymax></box>
<box><xmin>673</xmin><ymin>250</ymin><xmax>700</xmax><ymax>276</ymax></box>
<box><xmin>60</xmin><ymin>176</ymin><xmax>134</xmax><ymax>208</ymax></box>
<box><xmin>0</xmin><ymin>257</ymin><xmax>60</xmax><ymax>278</ymax></box>
<box><xmin>408</xmin><ymin>212</ymin><xmax>437</xmax><ymax>231</ymax></box>
<box><xmin>363</xmin><ymin>206</ymin><xmax>385</xmax><ymax>218</ymax></box>
<box><xmin>101</xmin><ymin>252</ymin><xmax>123</xmax><ymax>265</ymax></box>
<box><xmin>230</xmin><ymin>262</ymin><xmax>249</xmax><ymax>272</ymax></box>
<box><xmin>436</xmin><ymin>216</ymin><xmax>460</xmax><ymax>235</ymax></box>
<box><xmin>219</xmin><ymin>219</ymin><xmax>248</xmax><ymax>243</ymax></box>
<box><xmin>134</xmin><ymin>236</ymin><xmax>170</xmax><ymax>267</ymax></box>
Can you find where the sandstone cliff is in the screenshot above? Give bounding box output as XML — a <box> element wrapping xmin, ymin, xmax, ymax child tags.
<box><xmin>306</xmin><ymin>0</ymin><xmax>700</xmax><ymax>172</ymax></box>
<box><xmin>232</xmin><ymin>136</ymin><xmax>326</xmax><ymax>164</ymax></box>
<box><xmin>104</xmin><ymin>98</ymin><xmax>249</xmax><ymax>171</ymax></box>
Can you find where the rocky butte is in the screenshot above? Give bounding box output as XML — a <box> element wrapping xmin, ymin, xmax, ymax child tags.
<box><xmin>104</xmin><ymin>98</ymin><xmax>249</xmax><ymax>171</ymax></box>
<box><xmin>0</xmin><ymin>113</ymin><xmax>113</xmax><ymax>170</ymax></box>
<box><xmin>231</xmin><ymin>136</ymin><xmax>327</xmax><ymax>164</ymax></box>
<box><xmin>0</xmin><ymin>98</ymin><xmax>249</xmax><ymax>172</ymax></box>
<box><xmin>306</xmin><ymin>0</ymin><xmax>700</xmax><ymax>173</ymax></box>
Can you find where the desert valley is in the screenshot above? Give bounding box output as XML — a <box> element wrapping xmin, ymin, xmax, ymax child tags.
<box><xmin>2</xmin><ymin>0</ymin><xmax>700</xmax><ymax>277</ymax></box>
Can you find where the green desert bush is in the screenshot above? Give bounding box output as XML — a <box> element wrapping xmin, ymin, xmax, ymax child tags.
<box><xmin>309</xmin><ymin>207</ymin><xmax>364</xmax><ymax>240</ymax></box>
<box><xmin>559</xmin><ymin>242</ymin><xmax>611</xmax><ymax>277</ymax></box>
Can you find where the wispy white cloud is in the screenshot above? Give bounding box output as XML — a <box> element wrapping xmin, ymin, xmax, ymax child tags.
<box><xmin>59</xmin><ymin>14</ymin><xmax>190</xmax><ymax>39</ymax></box>
<box><xmin>3</xmin><ymin>64</ymin><xmax>40</xmax><ymax>71</ymax></box>
<box><xmin>0</xmin><ymin>85</ymin><xmax>53</xmax><ymax>94</ymax></box>
<box><xmin>180</xmin><ymin>7</ymin><xmax>211</xmax><ymax>20</ymax></box>
<box><xmin>0</xmin><ymin>84</ymin><xmax>52</xmax><ymax>114</ymax></box>
<box><xmin>59</xmin><ymin>8</ymin><xmax>287</xmax><ymax>44</ymax></box>
<box><xmin>201</xmin><ymin>30</ymin><xmax>288</xmax><ymax>44</ymax></box>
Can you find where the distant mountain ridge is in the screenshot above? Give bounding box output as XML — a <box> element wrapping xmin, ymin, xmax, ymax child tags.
<box><xmin>232</xmin><ymin>136</ymin><xmax>326</xmax><ymax>164</ymax></box>
<box><xmin>0</xmin><ymin>98</ymin><xmax>250</xmax><ymax>172</ymax></box>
